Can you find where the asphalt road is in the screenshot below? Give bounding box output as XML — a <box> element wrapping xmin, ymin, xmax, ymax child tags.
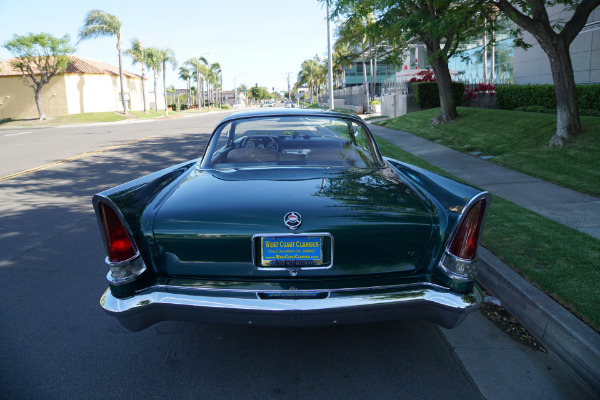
<box><xmin>0</xmin><ymin>112</ymin><xmax>587</xmax><ymax>399</ymax></box>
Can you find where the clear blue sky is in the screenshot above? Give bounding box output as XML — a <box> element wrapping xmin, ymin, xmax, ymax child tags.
<box><xmin>0</xmin><ymin>0</ymin><xmax>334</xmax><ymax>93</ymax></box>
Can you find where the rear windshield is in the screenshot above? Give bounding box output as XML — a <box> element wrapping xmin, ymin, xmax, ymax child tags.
<box><xmin>202</xmin><ymin>115</ymin><xmax>383</xmax><ymax>169</ymax></box>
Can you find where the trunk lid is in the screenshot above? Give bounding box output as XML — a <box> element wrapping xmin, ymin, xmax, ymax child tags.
<box><xmin>152</xmin><ymin>167</ymin><xmax>433</xmax><ymax>278</ymax></box>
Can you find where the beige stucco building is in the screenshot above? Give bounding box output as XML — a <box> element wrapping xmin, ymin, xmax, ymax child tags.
<box><xmin>0</xmin><ymin>55</ymin><xmax>154</xmax><ymax>119</ymax></box>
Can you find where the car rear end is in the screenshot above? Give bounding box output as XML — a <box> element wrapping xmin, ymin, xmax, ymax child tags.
<box><xmin>93</xmin><ymin>110</ymin><xmax>490</xmax><ymax>331</ymax></box>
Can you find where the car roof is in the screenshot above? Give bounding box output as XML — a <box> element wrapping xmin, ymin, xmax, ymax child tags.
<box><xmin>218</xmin><ymin>108</ymin><xmax>362</xmax><ymax>124</ymax></box>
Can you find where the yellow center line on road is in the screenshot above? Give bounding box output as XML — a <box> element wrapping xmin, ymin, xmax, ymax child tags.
<box><xmin>0</xmin><ymin>135</ymin><xmax>161</xmax><ymax>183</ymax></box>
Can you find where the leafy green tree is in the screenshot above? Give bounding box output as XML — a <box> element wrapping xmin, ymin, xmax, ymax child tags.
<box><xmin>486</xmin><ymin>0</ymin><xmax>600</xmax><ymax>146</ymax></box>
<box><xmin>3</xmin><ymin>32</ymin><xmax>75</xmax><ymax>120</ymax></box>
<box><xmin>249</xmin><ymin>86</ymin><xmax>271</xmax><ymax>101</ymax></box>
<box><xmin>125</xmin><ymin>38</ymin><xmax>148</xmax><ymax>113</ymax></box>
<box><xmin>332</xmin><ymin>0</ymin><xmax>490</xmax><ymax>123</ymax></box>
<box><xmin>78</xmin><ymin>9</ymin><xmax>128</xmax><ymax>115</ymax></box>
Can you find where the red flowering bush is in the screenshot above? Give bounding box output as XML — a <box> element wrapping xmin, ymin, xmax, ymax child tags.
<box><xmin>464</xmin><ymin>83</ymin><xmax>496</xmax><ymax>100</ymax></box>
<box><xmin>409</xmin><ymin>69</ymin><xmax>436</xmax><ymax>83</ymax></box>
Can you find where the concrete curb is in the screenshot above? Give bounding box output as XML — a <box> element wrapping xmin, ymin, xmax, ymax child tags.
<box><xmin>477</xmin><ymin>247</ymin><xmax>600</xmax><ymax>397</ymax></box>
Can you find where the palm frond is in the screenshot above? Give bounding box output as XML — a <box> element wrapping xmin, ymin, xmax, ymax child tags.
<box><xmin>78</xmin><ymin>9</ymin><xmax>121</xmax><ymax>42</ymax></box>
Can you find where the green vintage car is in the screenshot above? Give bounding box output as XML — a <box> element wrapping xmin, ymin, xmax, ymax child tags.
<box><xmin>94</xmin><ymin>109</ymin><xmax>490</xmax><ymax>331</ymax></box>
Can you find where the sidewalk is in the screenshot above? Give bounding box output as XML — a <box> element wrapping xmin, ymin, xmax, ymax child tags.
<box><xmin>367</xmin><ymin>121</ymin><xmax>600</xmax><ymax>398</ymax></box>
<box><xmin>368</xmin><ymin>123</ymin><xmax>600</xmax><ymax>240</ymax></box>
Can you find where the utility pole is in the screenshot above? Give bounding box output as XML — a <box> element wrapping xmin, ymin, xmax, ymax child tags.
<box><xmin>286</xmin><ymin>72</ymin><xmax>293</xmax><ymax>100</ymax></box>
<box><xmin>327</xmin><ymin>0</ymin><xmax>335</xmax><ymax>110</ymax></box>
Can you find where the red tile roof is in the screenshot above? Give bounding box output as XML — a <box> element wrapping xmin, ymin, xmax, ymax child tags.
<box><xmin>0</xmin><ymin>55</ymin><xmax>141</xmax><ymax>78</ymax></box>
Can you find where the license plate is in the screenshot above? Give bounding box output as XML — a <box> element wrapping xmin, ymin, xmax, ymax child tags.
<box><xmin>261</xmin><ymin>236</ymin><xmax>323</xmax><ymax>267</ymax></box>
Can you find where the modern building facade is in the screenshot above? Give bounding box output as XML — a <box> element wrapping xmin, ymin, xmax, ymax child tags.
<box><xmin>343</xmin><ymin>61</ymin><xmax>401</xmax><ymax>95</ymax></box>
<box><xmin>448</xmin><ymin>6</ymin><xmax>599</xmax><ymax>85</ymax></box>
<box><xmin>513</xmin><ymin>6</ymin><xmax>599</xmax><ymax>84</ymax></box>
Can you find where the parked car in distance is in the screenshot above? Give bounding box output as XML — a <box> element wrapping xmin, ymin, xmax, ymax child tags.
<box><xmin>94</xmin><ymin>108</ymin><xmax>491</xmax><ymax>331</ymax></box>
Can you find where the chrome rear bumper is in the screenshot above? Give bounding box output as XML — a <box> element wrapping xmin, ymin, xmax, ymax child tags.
<box><xmin>100</xmin><ymin>283</ymin><xmax>483</xmax><ymax>331</ymax></box>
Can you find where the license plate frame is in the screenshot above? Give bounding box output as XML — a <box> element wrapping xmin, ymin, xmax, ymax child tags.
<box><xmin>252</xmin><ymin>233</ymin><xmax>333</xmax><ymax>270</ymax></box>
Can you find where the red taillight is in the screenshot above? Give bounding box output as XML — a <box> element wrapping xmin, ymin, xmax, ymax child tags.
<box><xmin>99</xmin><ymin>203</ymin><xmax>136</xmax><ymax>262</ymax></box>
<box><xmin>449</xmin><ymin>200</ymin><xmax>486</xmax><ymax>260</ymax></box>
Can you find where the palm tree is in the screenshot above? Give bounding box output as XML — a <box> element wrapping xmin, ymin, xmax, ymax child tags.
<box><xmin>315</xmin><ymin>59</ymin><xmax>327</xmax><ymax>101</ymax></box>
<box><xmin>190</xmin><ymin>86</ymin><xmax>197</xmax><ymax>106</ymax></box>
<box><xmin>333</xmin><ymin>42</ymin><xmax>358</xmax><ymax>89</ymax></box>
<box><xmin>297</xmin><ymin>58</ymin><xmax>321</xmax><ymax>103</ymax></box>
<box><xmin>79</xmin><ymin>9</ymin><xmax>128</xmax><ymax>115</ymax></box>
<box><xmin>184</xmin><ymin>57</ymin><xmax>207</xmax><ymax>110</ymax></box>
<box><xmin>125</xmin><ymin>38</ymin><xmax>148</xmax><ymax>113</ymax></box>
<box><xmin>145</xmin><ymin>48</ymin><xmax>162</xmax><ymax>111</ymax></box>
<box><xmin>156</xmin><ymin>48</ymin><xmax>177</xmax><ymax>115</ymax></box>
<box><xmin>210</xmin><ymin>63</ymin><xmax>221</xmax><ymax>107</ymax></box>
<box><xmin>167</xmin><ymin>85</ymin><xmax>176</xmax><ymax>105</ymax></box>
<box><xmin>178</xmin><ymin>66</ymin><xmax>192</xmax><ymax>106</ymax></box>
<box><xmin>198</xmin><ymin>62</ymin><xmax>211</xmax><ymax>108</ymax></box>
<box><xmin>337</xmin><ymin>13</ymin><xmax>375</xmax><ymax>102</ymax></box>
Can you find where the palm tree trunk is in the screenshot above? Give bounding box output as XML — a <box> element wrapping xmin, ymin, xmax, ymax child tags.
<box><xmin>201</xmin><ymin>80</ymin><xmax>205</xmax><ymax>109</ymax></box>
<box><xmin>117</xmin><ymin>35</ymin><xmax>128</xmax><ymax>115</ymax></box>
<box><xmin>196</xmin><ymin>69</ymin><xmax>204</xmax><ymax>112</ymax></box>
<box><xmin>482</xmin><ymin>24</ymin><xmax>488</xmax><ymax>84</ymax></box>
<box><xmin>361</xmin><ymin>46</ymin><xmax>370</xmax><ymax>110</ymax></box>
<box><xmin>153</xmin><ymin>68</ymin><xmax>159</xmax><ymax>112</ymax></box>
<box><xmin>141</xmin><ymin>64</ymin><xmax>147</xmax><ymax>113</ymax></box>
<box><xmin>369</xmin><ymin>58</ymin><xmax>374</xmax><ymax>98</ymax></box>
<box><xmin>373</xmin><ymin>58</ymin><xmax>378</xmax><ymax>96</ymax></box>
<box><xmin>163</xmin><ymin>63</ymin><xmax>168</xmax><ymax>115</ymax></box>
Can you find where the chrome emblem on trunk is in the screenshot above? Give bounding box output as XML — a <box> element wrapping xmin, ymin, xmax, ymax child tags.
<box><xmin>284</xmin><ymin>212</ymin><xmax>302</xmax><ymax>230</ymax></box>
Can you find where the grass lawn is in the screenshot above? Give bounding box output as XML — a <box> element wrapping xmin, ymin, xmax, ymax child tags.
<box><xmin>0</xmin><ymin>110</ymin><xmax>181</xmax><ymax>127</ymax></box>
<box><xmin>377</xmin><ymin>137</ymin><xmax>600</xmax><ymax>331</ymax></box>
<box><xmin>53</xmin><ymin>111</ymin><xmax>129</xmax><ymax>123</ymax></box>
<box><xmin>364</xmin><ymin>116</ymin><xmax>389</xmax><ymax>121</ymax></box>
<box><xmin>375</xmin><ymin>107</ymin><xmax>600</xmax><ymax>197</ymax></box>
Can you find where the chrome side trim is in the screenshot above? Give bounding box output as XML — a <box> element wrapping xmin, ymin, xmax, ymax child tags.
<box><xmin>437</xmin><ymin>253</ymin><xmax>477</xmax><ymax>282</ymax></box>
<box><xmin>105</xmin><ymin>255</ymin><xmax>147</xmax><ymax>285</ymax></box>
<box><xmin>148</xmin><ymin>281</ymin><xmax>451</xmax><ymax>295</ymax></box>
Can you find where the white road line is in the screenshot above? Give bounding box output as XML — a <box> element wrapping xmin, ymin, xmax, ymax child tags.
<box><xmin>4</xmin><ymin>132</ymin><xmax>31</xmax><ymax>137</ymax></box>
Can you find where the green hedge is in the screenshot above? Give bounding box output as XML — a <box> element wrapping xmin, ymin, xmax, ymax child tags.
<box><xmin>412</xmin><ymin>82</ymin><xmax>465</xmax><ymax>109</ymax></box>
<box><xmin>514</xmin><ymin>105</ymin><xmax>600</xmax><ymax>117</ymax></box>
<box><xmin>496</xmin><ymin>84</ymin><xmax>600</xmax><ymax>111</ymax></box>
